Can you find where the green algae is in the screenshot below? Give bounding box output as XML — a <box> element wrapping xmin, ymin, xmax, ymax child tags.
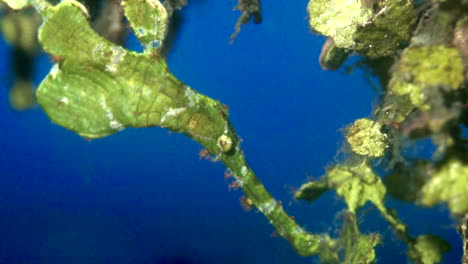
<box><xmin>408</xmin><ymin>235</ymin><xmax>451</xmax><ymax>264</ymax></box>
<box><xmin>375</xmin><ymin>93</ymin><xmax>414</xmax><ymax>124</ymax></box>
<box><xmin>353</xmin><ymin>0</ymin><xmax>416</xmax><ymax>58</ymax></box>
<box><xmin>309</xmin><ymin>0</ymin><xmax>416</xmax><ymax>59</ymax></box>
<box><xmin>346</xmin><ymin>118</ymin><xmax>388</xmax><ymax>157</ymax></box>
<box><xmin>420</xmin><ymin>157</ymin><xmax>468</xmax><ymax>215</ymax></box>
<box><xmin>341</xmin><ymin>213</ymin><xmax>380</xmax><ymax>264</ymax></box>
<box><xmin>389</xmin><ymin>45</ymin><xmax>464</xmax><ymax>111</ymax></box>
<box><xmin>328</xmin><ymin>163</ymin><xmax>386</xmax><ymax>213</ymax></box>
<box><xmin>308</xmin><ymin>0</ymin><xmax>373</xmax><ymax>49</ymax></box>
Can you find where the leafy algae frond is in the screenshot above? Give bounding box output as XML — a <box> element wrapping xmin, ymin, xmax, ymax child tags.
<box><xmin>389</xmin><ymin>45</ymin><xmax>464</xmax><ymax>111</ymax></box>
<box><xmin>420</xmin><ymin>157</ymin><xmax>468</xmax><ymax>215</ymax></box>
<box><xmin>303</xmin><ymin>0</ymin><xmax>468</xmax><ymax>261</ymax></box>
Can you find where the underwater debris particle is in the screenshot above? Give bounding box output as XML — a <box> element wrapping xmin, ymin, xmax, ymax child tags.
<box><xmin>230</xmin><ymin>0</ymin><xmax>262</xmax><ymax>42</ymax></box>
<box><xmin>224</xmin><ymin>170</ymin><xmax>233</xmax><ymax>179</ymax></box>
<box><xmin>228</xmin><ymin>179</ymin><xmax>241</xmax><ymax>191</ymax></box>
<box><xmin>240</xmin><ymin>196</ymin><xmax>254</xmax><ymax>211</ymax></box>
<box><xmin>198</xmin><ymin>148</ymin><xmax>217</xmax><ymax>162</ymax></box>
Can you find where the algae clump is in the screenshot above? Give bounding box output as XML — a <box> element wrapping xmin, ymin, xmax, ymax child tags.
<box><xmin>346</xmin><ymin>118</ymin><xmax>387</xmax><ymax>157</ymax></box>
<box><xmin>420</xmin><ymin>158</ymin><xmax>468</xmax><ymax>215</ymax></box>
<box><xmin>308</xmin><ymin>0</ymin><xmax>372</xmax><ymax>49</ymax></box>
<box><xmin>389</xmin><ymin>45</ymin><xmax>464</xmax><ymax>110</ymax></box>
<box><xmin>408</xmin><ymin>235</ymin><xmax>451</xmax><ymax>264</ymax></box>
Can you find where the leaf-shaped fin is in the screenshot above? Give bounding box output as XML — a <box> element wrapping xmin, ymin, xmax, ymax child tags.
<box><xmin>37</xmin><ymin>62</ymin><xmax>131</xmax><ymax>138</ymax></box>
<box><xmin>122</xmin><ymin>0</ymin><xmax>168</xmax><ymax>52</ymax></box>
<box><xmin>38</xmin><ymin>0</ymin><xmax>115</xmax><ymax>64</ymax></box>
<box><xmin>36</xmin><ymin>0</ymin><xmax>236</xmax><ymax>155</ymax></box>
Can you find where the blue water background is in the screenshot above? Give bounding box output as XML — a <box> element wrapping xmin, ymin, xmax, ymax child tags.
<box><xmin>0</xmin><ymin>0</ymin><xmax>462</xmax><ymax>263</ymax></box>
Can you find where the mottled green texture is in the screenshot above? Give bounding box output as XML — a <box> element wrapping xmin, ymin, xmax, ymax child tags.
<box><xmin>308</xmin><ymin>0</ymin><xmax>415</xmax><ymax>58</ymax></box>
<box><xmin>341</xmin><ymin>213</ymin><xmax>380</xmax><ymax>264</ymax></box>
<box><xmin>408</xmin><ymin>235</ymin><xmax>451</xmax><ymax>264</ymax></box>
<box><xmin>313</xmin><ymin>213</ymin><xmax>381</xmax><ymax>264</ymax></box>
<box><xmin>122</xmin><ymin>0</ymin><xmax>168</xmax><ymax>53</ymax></box>
<box><xmin>346</xmin><ymin>118</ymin><xmax>387</xmax><ymax>157</ymax></box>
<box><xmin>307</xmin><ymin>0</ymin><xmax>372</xmax><ymax>48</ymax></box>
<box><xmin>317</xmin><ymin>235</ymin><xmax>340</xmax><ymax>264</ymax></box>
<box><xmin>328</xmin><ymin>163</ymin><xmax>385</xmax><ymax>212</ymax></box>
<box><xmin>353</xmin><ymin>0</ymin><xmax>416</xmax><ymax>58</ymax></box>
<box><xmin>220</xmin><ymin>151</ymin><xmax>323</xmax><ymax>256</ymax></box>
<box><xmin>0</xmin><ymin>0</ymin><xmax>29</xmax><ymax>10</ymax></box>
<box><xmin>36</xmin><ymin>0</ymin><xmax>235</xmax><ymax>155</ymax></box>
<box><xmin>327</xmin><ymin>163</ymin><xmax>407</xmax><ymax>234</ymax></box>
<box><xmin>33</xmin><ymin>0</ymin><xmax>325</xmax><ymax>256</ymax></box>
<box><xmin>389</xmin><ymin>45</ymin><xmax>464</xmax><ymax>110</ymax></box>
<box><xmin>411</xmin><ymin>8</ymin><xmax>458</xmax><ymax>46</ymax></box>
<box><xmin>420</xmin><ymin>158</ymin><xmax>468</xmax><ymax>215</ymax></box>
<box><xmin>376</xmin><ymin>94</ymin><xmax>414</xmax><ymax>124</ymax></box>
<box><xmin>398</xmin><ymin>46</ymin><xmax>463</xmax><ymax>89</ymax></box>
